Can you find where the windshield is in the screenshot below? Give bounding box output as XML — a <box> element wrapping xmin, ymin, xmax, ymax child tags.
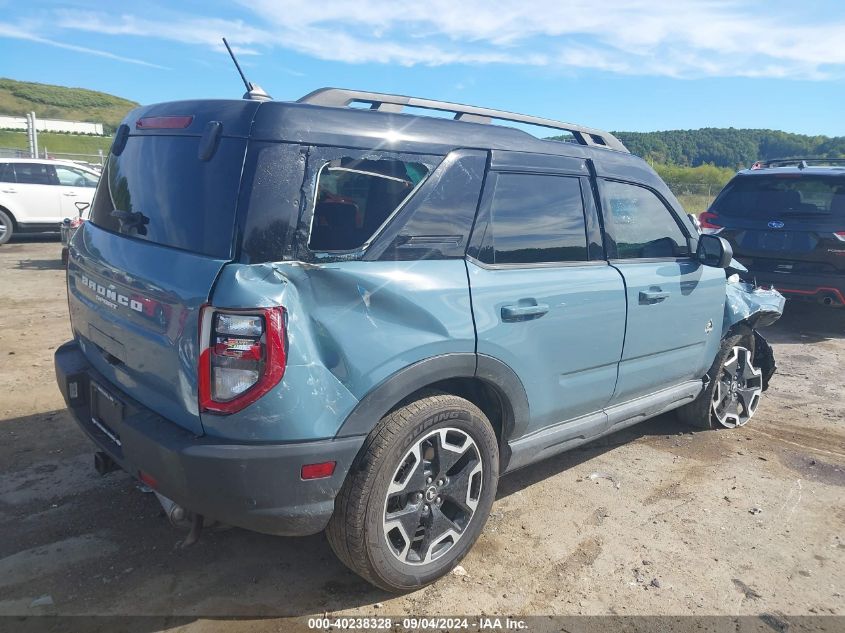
<box><xmin>89</xmin><ymin>135</ymin><xmax>247</xmax><ymax>258</ymax></box>
<box><xmin>712</xmin><ymin>174</ymin><xmax>845</xmax><ymax>218</ymax></box>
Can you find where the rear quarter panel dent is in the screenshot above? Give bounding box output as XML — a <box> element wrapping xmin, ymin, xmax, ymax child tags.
<box><xmin>205</xmin><ymin>259</ymin><xmax>474</xmax><ymax>441</ymax></box>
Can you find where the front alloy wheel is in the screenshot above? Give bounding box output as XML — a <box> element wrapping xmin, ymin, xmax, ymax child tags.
<box><xmin>711</xmin><ymin>346</ymin><xmax>762</xmax><ymax>428</ymax></box>
<box><xmin>383</xmin><ymin>428</ymin><xmax>483</xmax><ymax>565</ymax></box>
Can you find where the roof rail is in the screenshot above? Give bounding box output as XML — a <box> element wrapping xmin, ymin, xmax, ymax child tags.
<box><xmin>751</xmin><ymin>157</ymin><xmax>845</xmax><ymax>170</ymax></box>
<box><xmin>297</xmin><ymin>87</ymin><xmax>629</xmax><ymax>153</ymax></box>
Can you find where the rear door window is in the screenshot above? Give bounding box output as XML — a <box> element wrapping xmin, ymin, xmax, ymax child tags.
<box><xmin>90</xmin><ymin>135</ymin><xmax>247</xmax><ymax>258</ymax></box>
<box><xmin>477</xmin><ymin>173</ymin><xmax>589</xmax><ymax>265</ymax></box>
<box><xmin>14</xmin><ymin>163</ymin><xmax>56</xmax><ymax>185</ymax></box>
<box><xmin>712</xmin><ymin>175</ymin><xmax>845</xmax><ymax>218</ymax></box>
<box><xmin>307</xmin><ymin>158</ymin><xmax>429</xmax><ymax>252</ymax></box>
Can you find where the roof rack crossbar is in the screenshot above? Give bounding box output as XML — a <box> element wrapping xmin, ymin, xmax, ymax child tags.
<box><xmin>754</xmin><ymin>157</ymin><xmax>845</xmax><ymax>169</ymax></box>
<box><xmin>297</xmin><ymin>88</ymin><xmax>628</xmax><ymax>153</ymax></box>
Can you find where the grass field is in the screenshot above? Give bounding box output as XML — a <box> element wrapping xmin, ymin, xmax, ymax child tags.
<box><xmin>675</xmin><ymin>193</ymin><xmax>714</xmax><ymax>215</ymax></box>
<box><xmin>0</xmin><ymin>130</ymin><xmax>111</xmax><ymax>161</ymax></box>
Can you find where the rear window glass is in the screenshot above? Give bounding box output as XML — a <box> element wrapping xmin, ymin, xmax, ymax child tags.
<box><xmin>90</xmin><ymin>135</ymin><xmax>247</xmax><ymax>258</ymax></box>
<box><xmin>308</xmin><ymin>158</ymin><xmax>429</xmax><ymax>251</ymax></box>
<box><xmin>713</xmin><ymin>175</ymin><xmax>845</xmax><ymax>218</ymax></box>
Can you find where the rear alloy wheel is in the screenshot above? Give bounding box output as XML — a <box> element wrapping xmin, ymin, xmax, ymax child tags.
<box><xmin>326</xmin><ymin>392</ymin><xmax>498</xmax><ymax>592</ymax></box>
<box><xmin>711</xmin><ymin>345</ymin><xmax>763</xmax><ymax>428</ymax></box>
<box><xmin>383</xmin><ymin>427</ymin><xmax>483</xmax><ymax>566</ymax></box>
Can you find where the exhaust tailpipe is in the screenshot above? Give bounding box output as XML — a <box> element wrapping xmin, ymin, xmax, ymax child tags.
<box><xmin>94</xmin><ymin>451</ymin><xmax>119</xmax><ymax>476</ymax></box>
<box><xmin>153</xmin><ymin>492</ymin><xmax>205</xmax><ymax>547</ymax></box>
<box><xmin>154</xmin><ymin>491</ymin><xmax>189</xmax><ymax>527</ymax></box>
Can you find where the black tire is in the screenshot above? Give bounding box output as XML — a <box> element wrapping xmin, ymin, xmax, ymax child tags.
<box><xmin>0</xmin><ymin>208</ymin><xmax>13</xmax><ymax>245</ymax></box>
<box><xmin>326</xmin><ymin>392</ymin><xmax>499</xmax><ymax>592</ymax></box>
<box><xmin>676</xmin><ymin>334</ymin><xmax>760</xmax><ymax>430</ymax></box>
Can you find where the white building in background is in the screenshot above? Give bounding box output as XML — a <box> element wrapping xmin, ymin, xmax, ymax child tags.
<box><xmin>0</xmin><ymin>115</ymin><xmax>104</xmax><ymax>135</ymax></box>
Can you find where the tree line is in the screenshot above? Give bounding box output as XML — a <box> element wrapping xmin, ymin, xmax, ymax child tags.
<box><xmin>612</xmin><ymin>128</ymin><xmax>845</xmax><ymax>169</ymax></box>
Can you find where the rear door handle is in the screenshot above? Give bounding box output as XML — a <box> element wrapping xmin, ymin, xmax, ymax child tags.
<box><xmin>1</xmin><ymin>188</ymin><xmax>16</xmax><ymax>193</ymax></box>
<box><xmin>62</xmin><ymin>192</ymin><xmax>78</xmax><ymax>197</ymax></box>
<box><xmin>639</xmin><ymin>289</ymin><xmax>670</xmax><ymax>304</ymax></box>
<box><xmin>501</xmin><ymin>302</ymin><xmax>550</xmax><ymax>322</ymax></box>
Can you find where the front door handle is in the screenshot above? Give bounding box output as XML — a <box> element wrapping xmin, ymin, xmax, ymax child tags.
<box><xmin>62</xmin><ymin>192</ymin><xmax>78</xmax><ymax>197</ymax></box>
<box><xmin>501</xmin><ymin>302</ymin><xmax>550</xmax><ymax>322</ymax></box>
<box><xmin>639</xmin><ymin>289</ymin><xmax>670</xmax><ymax>304</ymax></box>
<box><xmin>1</xmin><ymin>188</ymin><xmax>16</xmax><ymax>193</ymax></box>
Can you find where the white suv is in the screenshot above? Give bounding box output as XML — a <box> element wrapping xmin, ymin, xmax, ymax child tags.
<box><xmin>0</xmin><ymin>159</ymin><xmax>100</xmax><ymax>245</ymax></box>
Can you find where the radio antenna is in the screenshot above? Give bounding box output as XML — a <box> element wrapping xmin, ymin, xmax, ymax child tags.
<box><xmin>222</xmin><ymin>37</ymin><xmax>272</xmax><ymax>101</ymax></box>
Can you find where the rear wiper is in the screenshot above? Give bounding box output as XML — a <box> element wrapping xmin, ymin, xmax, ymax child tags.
<box><xmin>110</xmin><ymin>209</ymin><xmax>149</xmax><ymax>236</ymax></box>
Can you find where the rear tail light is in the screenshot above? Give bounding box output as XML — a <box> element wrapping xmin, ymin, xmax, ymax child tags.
<box><xmin>198</xmin><ymin>307</ymin><xmax>286</xmax><ymax>414</ymax></box>
<box><xmin>136</xmin><ymin>115</ymin><xmax>194</xmax><ymax>130</ymax></box>
<box><xmin>834</xmin><ymin>232</ymin><xmax>845</xmax><ymax>242</ymax></box>
<box><xmin>698</xmin><ymin>211</ymin><xmax>723</xmax><ymax>233</ymax></box>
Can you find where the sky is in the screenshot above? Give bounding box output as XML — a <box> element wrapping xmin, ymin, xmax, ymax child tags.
<box><xmin>1</xmin><ymin>0</ymin><xmax>844</xmax><ymax>136</ymax></box>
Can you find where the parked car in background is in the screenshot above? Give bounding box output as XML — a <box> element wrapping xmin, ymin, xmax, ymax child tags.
<box><xmin>55</xmin><ymin>89</ymin><xmax>783</xmax><ymax>592</ymax></box>
<box><xmin>701</xmin><ymin>158</ymin><xmax>845</xmax><ymax>307</ymax></box>
<box><xmin>0</xmin><ymin>158</ymin><xmax>99</xmax><ymax>245</ymax></box>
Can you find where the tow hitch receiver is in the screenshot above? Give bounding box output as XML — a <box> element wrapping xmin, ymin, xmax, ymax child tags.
<box><xmin>94</xmin><ymin>451</ymin><xmax>120</xmax><ymax>476</ymax></box>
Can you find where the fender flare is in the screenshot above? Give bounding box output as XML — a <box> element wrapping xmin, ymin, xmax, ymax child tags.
<box><xmin>0</xmin><ymin>203</ymin><xmax>18</xmax><ymax>225</ymax></box>
<box><xmin>334</xmin><ymin>353</ymin><xmax>530</xmax><ymax>448</ymax></box>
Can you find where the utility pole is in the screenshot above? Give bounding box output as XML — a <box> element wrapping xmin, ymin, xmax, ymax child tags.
<box><xmin>26</xmin><ymin>113</ymin><xmax>34</xmax><ymax>157</ymax></box>
<box><xmin>29</xmin><ymin>111</ymin><xmax>39</xmax><ymax>158</ymax></box>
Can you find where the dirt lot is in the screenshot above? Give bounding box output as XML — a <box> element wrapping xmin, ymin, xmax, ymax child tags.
<box><xmin>0</xmin><ymin>239</ymin><xmax>843</xmax><ymax>629</ymax></box>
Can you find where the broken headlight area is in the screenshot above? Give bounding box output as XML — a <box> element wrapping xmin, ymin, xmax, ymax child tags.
<box><xmin>723</xmin><ymin>275</ymin><xmax>784</xmax><ymax>391</ymax></box>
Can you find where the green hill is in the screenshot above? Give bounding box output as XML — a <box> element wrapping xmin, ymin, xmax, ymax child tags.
<box><xmin>613</xmin><ymin>128</ymin><xmax>845</xmax><ymax>169</ymax></box>
<box><xmin>0</xmin><ymin>78</ymin><xmax>138</xmax><ymax>134</ymax></box>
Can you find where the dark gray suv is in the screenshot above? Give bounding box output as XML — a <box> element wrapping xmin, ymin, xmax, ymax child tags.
<box><xmin>701</xmin><ymin>158</ymin><xmax>845</xmax><ymax>307</ymax></box>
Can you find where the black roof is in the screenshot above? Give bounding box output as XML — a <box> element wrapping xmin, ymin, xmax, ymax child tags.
<box><xmin>124</xmin><ymin>91</ymin><xmax>675</xmax><ymax>204</ymax></box>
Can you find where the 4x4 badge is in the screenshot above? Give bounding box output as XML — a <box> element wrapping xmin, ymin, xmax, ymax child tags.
<box><xmin>768</xmin><ymin>220</ymin><xmax>785</xmax><ymax>229</ymax></box>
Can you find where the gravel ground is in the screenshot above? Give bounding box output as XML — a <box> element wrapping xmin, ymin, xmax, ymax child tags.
<box><xmin>0</xmin><ymin>239</ymin><xmax>842</xmax><ymax>630</ymax></box>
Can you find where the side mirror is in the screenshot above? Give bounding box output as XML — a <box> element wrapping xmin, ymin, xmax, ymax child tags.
<box><xmin>697</xmin><ymin>234</ymin><xmax>733</xmax><ymax>268</ymax></box>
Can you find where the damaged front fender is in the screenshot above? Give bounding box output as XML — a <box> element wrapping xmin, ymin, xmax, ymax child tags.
<box><xmin>722</xmin><ymin>275</ymin><xmax>784</xmax><ymax>391</ymax></box>
<box><xmin>722</xmin><ymin>276</ymin><xmax>785</xmax><ymax>335</ymax></box>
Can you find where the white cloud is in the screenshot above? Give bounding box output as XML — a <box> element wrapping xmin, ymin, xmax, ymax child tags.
<box><xmin>0</xmin><ymin>21</ymin><xmax>169</xmax><ymax>69</ymax></box>
<box><xmin>51</xmin><ymin>1</ymin><xmax>845</xmax><ymax>79</ymax></box>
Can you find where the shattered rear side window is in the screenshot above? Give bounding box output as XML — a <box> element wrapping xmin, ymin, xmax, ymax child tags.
<box><xmin>308</xmin><ymin>158</ymin><xmax>429</xmax><ymax>252</ymax></box>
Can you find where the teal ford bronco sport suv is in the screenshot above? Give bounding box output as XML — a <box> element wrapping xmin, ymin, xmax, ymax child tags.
<box><xmin>54</xmin><ymin>87</ymin><xmax>784</xmax><ymax>591</ymax></box>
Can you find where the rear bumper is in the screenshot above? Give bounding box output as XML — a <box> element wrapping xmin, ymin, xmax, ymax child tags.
<box><xmin>745</xmin><ymin>271</ymin><xmax>845</xmax><ymax>306</ymax></box>
<box><xmin>54</xmin><ymin>340</ymin><xmax>365</xmax><ymax>536</ymax></box>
